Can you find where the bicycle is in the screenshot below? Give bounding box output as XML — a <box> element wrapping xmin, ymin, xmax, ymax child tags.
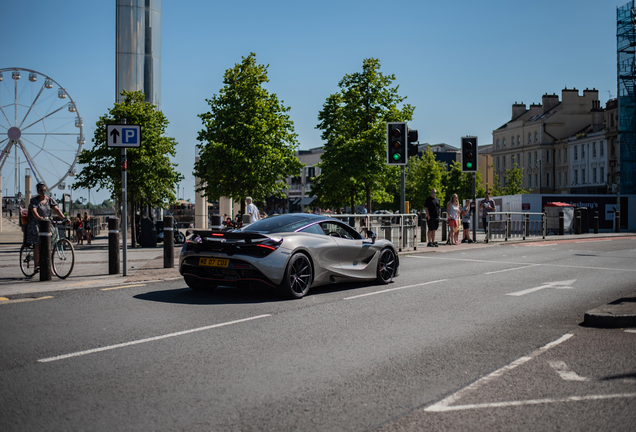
<box><xmin>20</xmin><ymin>219</ymin><xmax>75</xmax><ymax>279</ymax></box>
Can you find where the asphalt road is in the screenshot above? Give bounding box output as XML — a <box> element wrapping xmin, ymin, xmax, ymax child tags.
<box><xmin>1</xmin><ymin>237</ymin><xmax>635</xmax><ymax>431</ymax></box>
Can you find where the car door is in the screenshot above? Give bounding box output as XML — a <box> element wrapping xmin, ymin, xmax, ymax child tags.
<box><xmin>320</xmin><ymin>221</ymin><xmax>376</xmax><ymax>278</ymax></box>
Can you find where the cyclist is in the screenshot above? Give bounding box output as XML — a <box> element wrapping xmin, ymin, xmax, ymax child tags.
<box><xmin>26</xmin><ymin>182</ymin><xmax>70</xmax><ymax>272</ymax></box>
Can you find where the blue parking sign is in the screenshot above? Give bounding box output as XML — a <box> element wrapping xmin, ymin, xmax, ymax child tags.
<box><xmin>106</xmin><ymin>124</ymin><xmax>141</xmax><ymax>148</ymax></box>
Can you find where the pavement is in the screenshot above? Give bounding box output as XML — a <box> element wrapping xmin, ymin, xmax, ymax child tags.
<box><xmin>1</xmin><ymin>215</ymin><xmax>634</xmax><ymax>327</ymax></box>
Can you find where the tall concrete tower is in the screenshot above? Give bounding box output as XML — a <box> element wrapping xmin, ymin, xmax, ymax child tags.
<box><xmin>116</xmin><ymin>0</ymin><xmax>161</xmax><ymax>109</ymax></box>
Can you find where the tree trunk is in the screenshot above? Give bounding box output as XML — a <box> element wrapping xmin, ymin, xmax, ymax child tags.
<box><xmin>366</xmin><ymin>185</ymin><xmax>371</xmax><ymax>213</ymax></box>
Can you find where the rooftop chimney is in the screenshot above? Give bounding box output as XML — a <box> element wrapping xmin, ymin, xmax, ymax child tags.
<box><xmin>542</xmin><ymin>93</ymin><xmax>559</xmax><ymax>113</ymax></box>
<box><xmin>512</xmin><ymin>102</ymin><xmax>526</xmax><ymax>120</ymax></box>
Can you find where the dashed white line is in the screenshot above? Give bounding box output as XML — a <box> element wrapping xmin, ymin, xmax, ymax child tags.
<box><xmin>548</xmin><ymin>360</ymin><xmax>589</xmax><ymax>381</ymax></box>
<box><xmin>38</xmin><ymin>314</ymin><xmax>271</xmax><ymax>363</ymax></box>
<box><xmin>485</xmin><ymin>265</ymin><xmax>537</xmax><ymax>274</ymax></box>
<box><xmin>343</xmin><ymin>279</ymin><xmax>447</xmax><ymax>300</ymax></box>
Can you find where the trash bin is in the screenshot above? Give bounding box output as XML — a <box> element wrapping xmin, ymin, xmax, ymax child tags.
<box><xmin>139</xmin><ymin>217</ymin><xmax>157</xmax><ymax>247</ymax></box>
<box><xmin>543</xmin><ymin>202</ymin><xmax>574</xmax><ymax>234</ymax></box>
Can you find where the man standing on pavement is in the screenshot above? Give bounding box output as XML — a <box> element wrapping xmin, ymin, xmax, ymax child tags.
<box><xmin>424</xmin><ymin>189</ymin><xmax>440</xmax><ymax>247</ymax></box>
<box><xmin>479</xmin><ymin>191</ymin><xmax>496</xmax><ymax>239</ymax></box>
<box><xmin>245</xmin><ymin>197</ymin><xmax>260</xmax><ymax>224</ymax></box>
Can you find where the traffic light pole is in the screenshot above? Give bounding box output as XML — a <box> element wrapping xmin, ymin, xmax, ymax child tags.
<box><xmin>472</xmin><ymin>172</ymin><xmax>477</xmax><ymax>243</ymax></box>
<box><xmin>400</xmin><ymin>166</ymin><xmax>405</xmax><ymax>215</ymax></box>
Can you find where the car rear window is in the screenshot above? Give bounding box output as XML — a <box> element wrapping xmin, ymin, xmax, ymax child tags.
<box><xmin>241</xmin><ymin>215</ymin><xmax>314</xmax><ymax>233</ymax></box>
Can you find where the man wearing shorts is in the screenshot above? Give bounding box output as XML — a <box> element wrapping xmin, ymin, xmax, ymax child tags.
<box><xmin>424</xmin><ymin>189</ymin><xmax>440</xmax><ymax>247</ymax></box>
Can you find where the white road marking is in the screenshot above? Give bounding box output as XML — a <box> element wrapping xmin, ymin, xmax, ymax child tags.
<box><xmin>425</xmin><ymin>333</ymin><xmax>573</xmax><ymax>412</ymax></box>
<box><xmin>548</xmin><ymin>360</ymin><xmax>590</xmax><ymax>381</ymax></box>
<box><xmin>343</xmin><ymin>279</ymin><xmax>447</xmax><ymax>300</ymax></box>
<box><xmin>425</xmin><ymin>393</ymin><xmax>636</xmax><ymax>412</ymax></box>
<box><xmin>485</xmin><ymin>265</ymin><xmax>537</xmax><ymax>274</ymax></box>
<box><xmin>38</xmin><ymin>314</ymin><xmax>272</xmax><ymax>363</ymax></box>
<box><xmin>407</xmin><ymin>255</ymin><xmax>636</xmax><ymax>272</ymax></box>
<box><xmin>101</xmin><ymin>284</ymin><xmax>147</xmax><ymax>291</ymax></box>
<box><xmin>0</xmin><ymin>296</ymin><xmax>54</xmax><ymax>305</ymax></box>
<box><xmin>507</xmin><ymin>280</ymin><xmax>576</xmax><ymax>297</ymax></box>
<box><xmin>625</xmin><ymin>329</ymin><xmax>636</xmax><ymax>334</ymax></box>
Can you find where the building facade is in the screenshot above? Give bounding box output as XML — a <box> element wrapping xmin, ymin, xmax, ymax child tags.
<box><xmin>492</xmin><ymin>88</ymin><xmax>601</xmax><ymax>194</ymax></box>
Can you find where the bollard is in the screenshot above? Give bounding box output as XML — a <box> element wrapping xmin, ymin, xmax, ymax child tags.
<box><xmin>441</xmin><ymin>212</ymin><xmax>447</xmax><ymax>243</ymax></box>
<box><xmin>524</xmin><ymin>214</ymin><xmax>530</xmax><ymax>239</ymax></box>
<box><xmin>615</xmin><ymin>211</ymin><xmax>620</xmax><ymax>233</ymax></box>
<box><xmin>420</xmin><ymin>213</ymin><xmax>427</xmax><ymax>242</ymax></box>
<box><xmin>39</xmin><ymin>219</ymin><xmax>52</xmax><ymax>281</ymax></box>
<box><xmin>559</xmin><ymin>211</ymin><xmax>564</xmax><ymax>236</ymax></box>
<box><xmin>164</xmin><ymin>215</ymin><xmax>174</xmax><ymax>268</ymax></box>
<box><xmin>505</xmin><ymin>213</ymin><xmax>511</xmax><ymax>241</ymax></box>
<box><xmin>594</xmin><ymin>211</ymin><xmax>599</xmax><ymax>234</ymax></box>
<box><xmin>575</xmin><ymin>209</ymin><xmax>581</xmax><ymax>235</ymax></box>
<box><xmin>108</xmin><ymin>217</ymin><xmax>120</xmax><ymax>274</ymax></box>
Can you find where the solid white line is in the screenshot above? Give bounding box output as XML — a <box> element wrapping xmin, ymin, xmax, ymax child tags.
<box><xmin>485</xmin><ymin>265</ymin><xmax>537</xmax><ymax>275</ymax></box>
<box><xmin>343</xmin><ymin>279</ymin><xmax>447</xmax><ymax>300</ymax></box>
<box><xmin>425</xmin><ymin>393</ymin><xmax>636</xmax><ymax>412</ymax></box>
<box><xmin>625</xmin><ymin>329</ymin><xmax>636</xmax><ymax>334</ymax></box>
<box><xmin>424</xmin><ymin>333</ymin><xmax>573</xmax><ymax>412</ymax></box>
<box><xmin>38</xmin><ymin>314</ymin><xmax>272</xmax><ymax>363</ymax></box>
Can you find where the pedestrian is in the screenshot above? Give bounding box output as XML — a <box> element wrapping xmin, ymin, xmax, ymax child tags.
<box><xmin>446</xmin><ymin>194</ymin><xmax>460</xmax><ymax>245</ymax></box>
<box><xmin>424</xmin><ymin>188</ymin><xmax>441</xmax><ymax>247</ymax></box>
<box><xmin>461</xmin><ymin>199</ymin><xmax>473</xmax><ymax>243</ymax></box>
<box><xmin>9</xmin><ymin>208</ymin><xmax>12</xmax><ymax>220</ymax></box>
<box><xmin>245</xmin><ymin>197</ymin><xmax>260</xmax><ymax>223</ymax></box>
<box><xmin>83</xmin><ymin>211</ymin><xmax>92</xmax><ymax>244</ymax></box>
<box><xmin>479</xmin><ymin>191</ymin><xmax>496</xmax><ymax>239</ymax></box>
<box><xmin>74</xmin><ymin>213</ymin><xmax>83</xmax><ymax>244</ymax></box>
<box><xmin>27</xmin><ymin>182</ymin><xmax>70</xmax><ymax>272</ymax></box>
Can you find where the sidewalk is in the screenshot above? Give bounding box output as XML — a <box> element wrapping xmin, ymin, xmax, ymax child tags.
<box><xmin>1</xmin><ymin>217</ymin><xmax>634</xmax><ymax>327</ymax></box>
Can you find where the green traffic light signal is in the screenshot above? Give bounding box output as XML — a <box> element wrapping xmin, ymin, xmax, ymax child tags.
<box><xmin>466</xmin><ymin>162</ymin><xmax>473</xmax><ymax>168</ymax></box>
<box><xmin>393</xmin><ymin>153</ymin><xmax>401</xmax><ymax>161</ymax></box>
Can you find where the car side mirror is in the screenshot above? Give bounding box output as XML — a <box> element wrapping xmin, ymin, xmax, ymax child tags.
<box><xmin>366</xmin><ymin>230</ymin><xmax>377</xmax><ymax>244</ymax></box>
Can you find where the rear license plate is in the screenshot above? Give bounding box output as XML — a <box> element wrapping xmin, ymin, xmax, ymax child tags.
<box><xmin>199</xmin><ymin>257</ymin><xmax>229</xmax><ymax>268</ymax></box>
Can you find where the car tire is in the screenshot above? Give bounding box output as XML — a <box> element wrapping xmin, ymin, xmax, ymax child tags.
<box><xmin>279</xmin><ymin>253</ymin><xmax>312</xmax><ymax>299</ymax></box>
<box><xmin>376</xmin><ymin>247</ymin><xmax>396</xmax><ymax>284</ymax></box>
<box><xmin>184</xmin><ymin>275</ymin><xmax>216</xmax><ymax>291</ymax></box>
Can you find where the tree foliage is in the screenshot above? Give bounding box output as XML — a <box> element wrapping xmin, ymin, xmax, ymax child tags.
<box><xmin>405</xmin><ymin>146</ymin><xmax>447</xmax><ymax>211</ymax></box>
<box><xmin>73</xmin><ymin>90</ymin><xmax>183</xmax><ymax>208</ymax></box>
<box><xmin>491</xmin><ymin>163</ymin><xmax>527</xmax><ymax>196</ymax></box>
<box><xmin>443</xmin><ymin>161</ymin><xmax>486</xmax><ymax>205</ymax></box>
<box><xmin>313</xmin><ymin>58</ymin><xmax>414</xmax><ymax>212</ymax></box>
<box><xmin>195</xmin><ymin>53</ymin><xmax>303</xmax><ymax>212</ymax></box>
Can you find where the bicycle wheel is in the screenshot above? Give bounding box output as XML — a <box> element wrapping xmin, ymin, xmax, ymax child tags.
<box><xmin>20</xmin><ymin>244</ymin><xmax>37</xmax><ymax>278</ymax></box>
<box><xmin>51</xmin><ymin>238</ymin><xmax>75</xmax><ymax>279</ymax></box>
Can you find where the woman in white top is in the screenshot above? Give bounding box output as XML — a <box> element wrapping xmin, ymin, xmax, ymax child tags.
<box><xmin>446</xmin><ymin>194</ymin><xmax>460</xmax><ymax>245</ymax></box>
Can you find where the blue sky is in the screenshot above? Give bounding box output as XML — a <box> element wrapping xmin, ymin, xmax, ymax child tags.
<box><xmin>2</xmin><ymin>0</ymin><xmax>621</xmax><ymax>204</ymax></box>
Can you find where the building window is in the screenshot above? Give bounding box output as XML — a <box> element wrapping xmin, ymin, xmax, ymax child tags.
<box><xmin>600</xmin><ymin>167</ymin><xmax>605</xmax><ymax>183</ymax></box>
<box><xmin>534</xmin><ymin>132</ymin><xmax>538</xmax><ymax>143</ymax></box>
<box><xmin>546</xmin><ymin>172</ymin><xmax>550</xmax><ymax>187</ymax></box>
<box><xmin>502</xmin><ymin>156</ymin><xmax>506</xmax><ymax>170</ymax></box>
<box><xmin>558</xmin><ymin>172</ymin><xmax>562</xmax><ymax>187</ymax></box>
<box><xmin>600</xmin><ymin>141</ymin><xmax>604</xmax><ymax>157</ymax></box>
<box><xmin>593</xmin><ymin>167</ymin><xmax>597</xmax><ymax>183</ymax></box>
<box><xmin>496</xmin><ymin>139</ymin><xmax>500</xmax><ymax>149</ymax></box>
<box><xmin>528</xmin><ymin>133</ymin><xmax>531</xmax><ymax>144</ymax></box>
<box><xmin>547</xmin><ymin>150</ymin><xmax>550</xmax><ymax>164</ymax></box>
<box><xmin>574</xmin><ymin>146</ymin><xmax>578</xmax><ymax>160</ymax></box>
<box><xmin>534</xmin><ymin>151</ymin><xmax>538</xmax><ymax>166</ymax></box>
<box><xmin>517</xmin><ymin>135</ymin><xmax>521</xmax><ymax>145</ymax></box>
<box><xmin>582</xmin><ymin>169</ymin><xmax>586</xmax><ymax>184</ymax></box>
<box><xmin>528</xmin><ymin>174</ymin><xmax>532</xmax><ymax>188</ymax></box>
<box><xmin>528</xmin><ymin>153</ymin><xmax>531</xmax><ymax>168</ymax></box>
<box><xmin>592</xmin><ymin>142</ymin><xmax>597</xmax><ymax>158</ymax></box>
<box><xmin>503</xmin><ymin>138</ymin><xmax>506</xmax><ymax>148</ymax></box>
<box><xmin>574</xmin><ymin>169</ymin><xmax>578</xmax><ymax>185</ymax></box>
<box><xmin>516</xmin><ymin>154</ymin><xmax>520</xmax><ymax>167</ymax></box>
<box><xmin>557</xmin><ymin>149</ymin><xmax>561</xmax><ymax>164</ymax></box>
<box><xmin>496</xmin><ymin>157</ymin><xmax>500</xmax><ymax>170</ymax></box>
<box><xmin>564</xmin><ymin>172</ymin><xmax>568</xmax><ymax>186</ymax></box>
<box><xmin>564</xmin><ymin>148</ymin><xmax>567</xmax><ymax>163</ymax></box>
<box><xmin>581</xmin><ymin>145</ymin><xmax>585</xmax><ymax>159</ymax></box>
<box><xmin>534</xmin><ymin>174</ymin><xmax>538</xmax><ymax>188</ymax></box>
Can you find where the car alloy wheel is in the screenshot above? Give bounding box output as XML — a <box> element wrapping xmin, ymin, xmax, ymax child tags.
<box><xmin>281</xmin><ymin>253</ymin><xmax>312</xmax><ymax>299</ymax></box>
<box><xmin>376</xmin><ymin>248</ymin><xmax>396</xmax><ymax>284</ymax></box>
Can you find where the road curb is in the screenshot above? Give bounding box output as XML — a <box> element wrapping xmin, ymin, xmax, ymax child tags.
<box><xmin>583</xmin><ymin>294</ymin><xmax>636</xmax><ymax>328</ymax></box>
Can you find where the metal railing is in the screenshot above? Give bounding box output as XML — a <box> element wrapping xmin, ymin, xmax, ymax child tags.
<box><xmin>329</xmin><ymin>213</ymin><xmax>419</xmax><ymax>251</ymax></box>
<box><xmin>486</xmin><ymin>212</ymin><xmax>546</xmax><ymax>242</ymax></box>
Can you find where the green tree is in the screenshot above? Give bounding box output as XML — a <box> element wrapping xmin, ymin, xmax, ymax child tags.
<box><xmin>490</xmin><ymin>163</ymin><xmax>527</xmax><ymax>196</ymax></box>
<box><xmin>195</xmin><ymin>53</ymin><xmax>303</xmax><ymax>213</ymax></box>
<box><xmin>405</xmin><ymin>146</ymin><xmax>446</xmax><ymax>211</ymax></box>
<box><xmin>313</xmin><ymin>58</ymin><xmax>414</xmax><ymax>212</ymax></box>
<box><xmin>73</xmin><ymin>90</ymin><xmax>183</xmax><ymax>245</ymax></box>
<box><xmin>444</xmin><ymin>160</ymin><xmax>486</xmax><ymax>205</ymax></box>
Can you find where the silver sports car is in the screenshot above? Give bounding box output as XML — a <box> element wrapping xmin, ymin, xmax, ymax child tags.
<box><xmin>179</xmin><ymin>213</ymin><xmax>399</xmax><ymax>298</ymax></box>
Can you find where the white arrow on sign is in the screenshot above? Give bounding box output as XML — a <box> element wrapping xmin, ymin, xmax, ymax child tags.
<box><xmin>507</xmin><ymin>279</ymin><xmax>576</xmax><ymax>297</ymax></box>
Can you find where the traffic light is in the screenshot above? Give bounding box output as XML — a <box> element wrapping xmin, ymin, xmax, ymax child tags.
<box><xmin>461</xmin><ymin>136</ymin><xmax>478</xmax><ymax>172</ymax></box>
<box><xmin>408</xmin><ymin>128</ymin><xmax>419</xmax><ymax>158</ymax></box>
<box><xmin>387</xmin><ymin>122</ymin><xmax>407</xmax><ymax>165</ymax></box>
